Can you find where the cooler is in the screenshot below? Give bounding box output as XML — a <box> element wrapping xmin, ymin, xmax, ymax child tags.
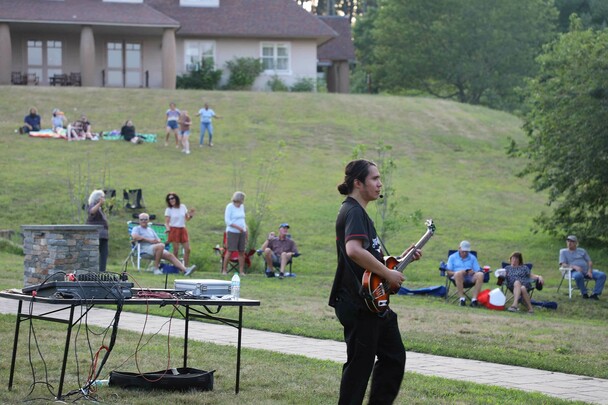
<box><xmin>174</xmin><ymin>279</ymin><xmax>232</xmax><ymax>298</ymax></box>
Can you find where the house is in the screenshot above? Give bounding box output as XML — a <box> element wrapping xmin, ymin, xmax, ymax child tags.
<box><xmin>0</xmin><ymin>0</ymin><xmax>354</xmax><ymax>92</ymax></box>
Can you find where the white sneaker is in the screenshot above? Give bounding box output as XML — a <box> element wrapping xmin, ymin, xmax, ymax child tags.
<box><xmin>185</xmin><ymin>150</ymin><xmax>190</xmax><ymax>154</ymax></box>
<box><xmin>185</xmin><ymin>265</ymin><xmax>196</xmax><ymax>276</ymax></box>
<box><xmin>153</xmin><ymin>267</ymin><xmax>163</xmax><ymax>275</ymax></box>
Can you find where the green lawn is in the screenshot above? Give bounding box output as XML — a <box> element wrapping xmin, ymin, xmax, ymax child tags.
<box><xmin>0</xmin><ymin>86</ymin><xmax>605</xmax><ymax>403</ymax></box>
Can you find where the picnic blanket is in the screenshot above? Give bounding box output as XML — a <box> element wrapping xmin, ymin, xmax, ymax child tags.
<box><xmin>101</xmin><ymin>130</ymin><xmax>157</xmax><ymax>143</ymax></box>
<box><xmin>397</xmin><ymin>285</ymin><xmax>446</xmax><ymax>297</ymax></box>
<box><xmin>29</xmin><ymin>129</ymin><xmax>67</xmax><ymax>139</ymax></box>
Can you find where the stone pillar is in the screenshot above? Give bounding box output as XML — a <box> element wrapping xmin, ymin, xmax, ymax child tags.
<box><xmin>161</xmin><ymin>28</ymin><xmax>177</xmax><ymax>89</ymax></box>
<box><xmin>0</xmin><ymin>23</ymin><xmax>12</xmax><ymax>85</ymax></box>
<box><xmin>22</xmin><ymin>225</ymin><xmax>101</xmax><ymax>287</ymax></box>
<box><xmin>80</xmin><ymin>26</ymin><xmax>95</xmax><ymax>86</ymax></box>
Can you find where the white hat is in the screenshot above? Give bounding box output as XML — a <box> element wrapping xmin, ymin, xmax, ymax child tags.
<box><xmin>459</xmin><ymin>240</ymin><xmax>471</xmax><ymax>252</ymax></box>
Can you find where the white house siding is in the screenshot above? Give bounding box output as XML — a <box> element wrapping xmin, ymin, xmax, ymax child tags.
<box><xmin>176</xmin><ymin>38</ymin><xmax>318</xmax><ymax>91</ymax></box>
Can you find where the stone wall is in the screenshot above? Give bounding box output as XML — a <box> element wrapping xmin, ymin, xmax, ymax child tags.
<box><xmin>22</xmin><ymin>224</ymin><xmax>101</xmax><ymax>287</ymax></box>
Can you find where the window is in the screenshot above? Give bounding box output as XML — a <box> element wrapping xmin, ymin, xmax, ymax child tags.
<box><xmin>261</xmin><ymin>42</ymin><xmax>290</xmax><ymax>73</ymax></box>
<box><xmin>180</xmin><ymin>0</ymin><xmax>219</xmax><ymax>7</ymax></box>
<box><xmin>184</xmin><ymin>40</ymin><xmax>215</xmax><ymax>71</ymax></box>
<box><xmin>27</xmin><ymin>39</ymin><xmax>62</xmax><ymax>83</ymax></box>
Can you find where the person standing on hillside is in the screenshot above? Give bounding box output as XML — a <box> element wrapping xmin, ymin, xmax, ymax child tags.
<box><xmin>329</xmin><ymin>159</ymin><xmax>422</xmax><ymax>405</ymax></box>
<box><xmin>165</xmin><ymin>102</ymin><xmax>181</xmax><ymax>147</ymax></box>
<box><xmin>178</xmin><ymin>110</ymin><xmax>192</xmax><ymax>154</ymax></box>
<box><xmin>86</xmin><ymin>190</ymin><xmax>109</xmax><ymax>272</ymax></box>
<box><xmin>222</xmin><ymin>191</ymin><xmax>247</xmax><ymax>275</ymax></box>
<box><xmin>196</xmin><ymin>102</ymin><xmax>220</xmax><ymax>147</ymax></box>
<box><xmin>164</xmin><ymin>192</ymin><xmax>195</xmax><ymax>268</ymax></box>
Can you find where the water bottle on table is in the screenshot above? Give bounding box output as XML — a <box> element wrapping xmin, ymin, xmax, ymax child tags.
<box><xmin>231</xmin><ymin>273</ymin><xmax>240</xmax><ymax>300</ymax></box>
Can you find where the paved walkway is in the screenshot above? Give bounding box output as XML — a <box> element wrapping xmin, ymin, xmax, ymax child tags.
<box><xmin>1</xmin><ymin>297</ymin><xmax>606</xmax><ymax>404</ymax></box>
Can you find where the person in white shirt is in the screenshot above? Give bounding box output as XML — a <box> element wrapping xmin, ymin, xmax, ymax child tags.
<box><xmin>196</xmin><ymin>103</ymin><xmax>220</xmax><ymax>147</ymax></box>
<box><xmin>222</xmin><ymin>191</ymin><xmax>247</xmax><ymax>275</ymax></box>
<box><xmin>164</xmin><ymin>193</ymin><xmax>195</xmax><ymax>267</ymax></box>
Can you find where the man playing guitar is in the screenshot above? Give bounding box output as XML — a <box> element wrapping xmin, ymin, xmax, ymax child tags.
<box><xmin>329</xmin><ymin>159</ymin><xmax>422</xmax><ymax>405</ymax></box>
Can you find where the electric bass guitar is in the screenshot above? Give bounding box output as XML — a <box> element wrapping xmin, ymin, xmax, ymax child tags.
<box><xmin>361</xmin><ymin>219</ymin><xmax>435</xmax><ymax>313</ymax></box>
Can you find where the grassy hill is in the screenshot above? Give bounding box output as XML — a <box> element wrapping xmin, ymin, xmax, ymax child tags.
<box><xmin>1</xmin><ymin>86</ymin><xmax>607</xmax><ymax>383</ymax></box>
<box><xmin>0</xmin><ymin>86</ymin><xmax>566</xmax><ymax>271</ymax></box>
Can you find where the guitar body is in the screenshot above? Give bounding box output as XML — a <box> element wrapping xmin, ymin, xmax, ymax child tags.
<box><xmin>362</xmin><ymin>258</ymin><xmax>399</xmax><ymax>313</ymax></box>
<box><xmin>361</xmin><ymin>220</ymin><xmax>435</xmax><ymax>313</ymax></box>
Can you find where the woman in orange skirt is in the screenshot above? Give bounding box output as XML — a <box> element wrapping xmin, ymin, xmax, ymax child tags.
<box><xmin>164</xmin><ymin>193</ymin><xmax>195</xmax><ymax>267</ymax></box>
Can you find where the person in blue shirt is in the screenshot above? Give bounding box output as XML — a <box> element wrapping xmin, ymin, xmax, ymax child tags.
<box><xmin>446</xmin><ymin>240</ymin><xmax>483</xmax><ymax>307</ymax></box>
<box><xmin>20</xmin><ymin>107</ymin><xmax>41</xmax><ymax>134</ymax></box>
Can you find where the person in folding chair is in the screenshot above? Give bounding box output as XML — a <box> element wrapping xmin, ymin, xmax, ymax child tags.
<box><xmin>261</xmin><ymin>223</ymin><xmax>299</xmax><ymax>279</ymax></box>
<box><xmin>446</xmin><ymin>240</ymin><xmax>484</xmax><ymax>307</ymax></box>
<box><xmin>505</xmin><ymin>252</ymin><xmax>543</xmax><ymax>314</ymax></box>
<box><xmin>559</xmin><ymin>235</ymin><xmax>606</xmax><ymax>300</ymax></box>
<box><xmin>131</xmin><ymin>213</ymin><xmax>196</xmax><ymax>276</ymax></box>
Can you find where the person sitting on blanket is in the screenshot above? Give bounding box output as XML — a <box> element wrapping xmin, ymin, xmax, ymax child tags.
<box><xmin>51</xmin><ymin>109</ymin><xmax>67</xmax><ymax>135</ymax></box>
<box><xmin>120</xmin><ymin>119</ymin><xmax>142</xmax><ymax>144</ymax></box>
<box><xmin>67</xmin><ymin>118</ymin><xmax>84</xmax><ymax>141</ymax></box>
<box><xmin>20</xmin><ymin>107</ymin><xmax>41</xmax><ymax>134</ymax></box>
<box><xmin>78</xmin><ymin>115</ymin><xmax>97</xmax><ymax>140</ymax></box>
<box><xmin>131</xmin><ymin>212</ymin><xmax>196</xmax><ymax>276</ymax></box>
<box><xmin>260</xmin><ymin>223</ymin><xmax>299</xmax><ymax>279</ymax></box>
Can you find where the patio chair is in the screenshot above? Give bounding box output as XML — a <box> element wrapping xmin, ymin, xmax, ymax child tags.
<box><xmin>126</xmin><ymin>220</ymin><xmax>169</xmax><ymax>272</ymax></box>
<box><xmin>557</xmin><ymin>267</ymin><xmax>590</xmax><ymax>299</ymax></box>
<box><xmin>123</xmin><ymin>188</ymin><xmax>146</xmax><ymax>212</ymax></box>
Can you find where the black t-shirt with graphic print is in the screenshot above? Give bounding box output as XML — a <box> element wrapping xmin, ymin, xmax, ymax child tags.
<box><xmin>329</xmin><ymin>196</ymin><xmax>384</xmax><ymax>308</ymax></box>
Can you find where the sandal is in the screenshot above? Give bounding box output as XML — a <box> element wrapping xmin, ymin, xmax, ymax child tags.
<box><xmin>507</xmin><ymin>306</ymin><xmax>519</xmax><ymax>312</ymax></box>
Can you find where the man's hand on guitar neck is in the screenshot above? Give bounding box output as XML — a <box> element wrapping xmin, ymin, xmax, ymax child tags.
<box><xmin>399</xmin><ymin>243</ymin><xmax>423</xmax><ymax>262</ymax></box>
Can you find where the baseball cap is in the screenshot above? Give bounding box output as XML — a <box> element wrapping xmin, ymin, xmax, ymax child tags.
<box><xmin>459</xmin><ymin>240</ymin><xmax>471</xmax><ymax>252</ymax></box>
<box><xmin>279</xmin><ymin>223</ymin><xmax>290</xmax><ymax>228</ymax></box>
<box><xmin>566</xmin><ymin>235</ymin><xmax>578</xmax><ymax>242</ymax></box>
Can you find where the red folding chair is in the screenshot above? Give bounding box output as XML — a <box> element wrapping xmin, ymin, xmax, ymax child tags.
<box><xmin>212</xmin><ymin>232</ymin><xmax>255</xmax><ymax>273</ymax></box>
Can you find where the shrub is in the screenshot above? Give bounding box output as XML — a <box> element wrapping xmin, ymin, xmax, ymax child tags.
<box><xmin>225</xmin><ymin>57</ymin><xmax>264</xmax><ymax>90</ymax></box>
<box><xmin>290</xmin><ymin>77</ymin><xmax>316</xmax><ymax>92</ymax></box>
<box><xmin>176</xmin><ymin>61</ymin><xmax>222</xmax><ymax>90</ymax></box>
<box><xmin>267</xmin><ymin>75</ymin><xmax>289</xmax><ymax>92</ymax></box>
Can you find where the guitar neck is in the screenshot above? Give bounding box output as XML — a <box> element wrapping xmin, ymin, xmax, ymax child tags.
<box><xmin>395</xmin><ymin>229</ymin><xmax>434</xmax><ymax>273</ymax></box>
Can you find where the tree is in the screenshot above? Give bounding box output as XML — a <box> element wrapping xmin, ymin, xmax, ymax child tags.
<box><xmin>516</xmin><ymin>19</ymin><xmax>608</xmax><ymax>241</ymax></box>
<box><xmin>359</xmin><ymin>0</ymin><xmax>557</xmax><ymax>109</ymax></box>
<box><xmin>555</xmin><ymin>0</ymin><xmax>608</xmax><ymax>32</ymax></box>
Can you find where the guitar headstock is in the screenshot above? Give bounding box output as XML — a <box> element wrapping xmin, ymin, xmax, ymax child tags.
<box><xmin>425</xmin><ymin>219</ymin><xmax>435</xmax><ymax>234</ymax></box>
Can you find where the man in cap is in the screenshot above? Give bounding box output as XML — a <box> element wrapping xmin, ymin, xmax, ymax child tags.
<box><xmin>261</xmin><ymin>223</ymin><xmax>299</xmax><ymax>279</ymax></box>
<box><xmin>446</xmin><ymin>240</ymin><xmax>483</xmax><ymax>307</ymax></box>
<box><xmin>559</xmin><ymin>235</ymin><xmax>606</xmax><ymax>300</ymax></box>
